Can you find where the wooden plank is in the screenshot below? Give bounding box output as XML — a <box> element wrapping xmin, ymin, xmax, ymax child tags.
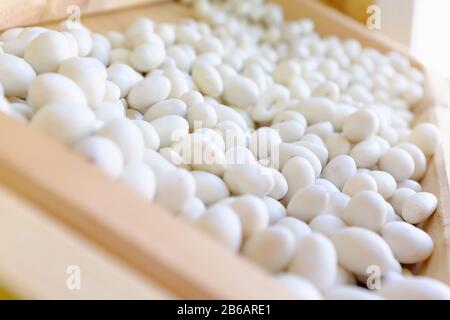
<box><xmin>0</xmin><ymin>0</ymin><xmax>169</xmax><ymax>31</ymax></box>
<box><xmin>0</xmin><ymin>114</ymin><xmax>294</xmax><ymax>300</ymax></box>
<box><xmin>44</xmin><ymin>0</ymin><xmax>191</xmax><ymax>32</ymax></box>
<box><xmin>412</xmin><ymin>72</ymin><xmax>450</xmax><ymax>284</ymax></box>
<box><xmin>0</xmin><ymin>184</ymin><xmax>174</xmax><ymax>299</ymax></box>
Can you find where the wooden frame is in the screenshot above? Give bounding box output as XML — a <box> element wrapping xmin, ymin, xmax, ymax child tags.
<box><xmin>0</xmin><ymin>0</ymin><xmax>449</xmax><ymax>298</ymax></box>
<box><xmin>0</xmin><ymin>0</ymin><xmax>168</xmax><ymax>30</ymax></box>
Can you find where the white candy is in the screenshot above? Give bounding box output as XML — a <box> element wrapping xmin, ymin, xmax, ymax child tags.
<box><xmin>276</xmin><ymin>216</ymin><xmax>311</xmax><ymax>240</ymax></box>
<box><xmin>289</xmin><ymin>78</ymin><xmax>311</xmax><ymax>100</ymax></box>
<box><xmin>249</xmin><ymin>127</ymin><xmax>282</xmax><ymax>160</ymax></box>
<box><xmin>381</xmin><ymin>221</ymin><xmax>433</xmax><ymax>264</ymax></box>
<box><xmin>132</xmin><ymin>119</ymin><xmax>160</xmax><ymax>151</ymax></box>
<box><xmin>271</xmin><ymin>120</ymin><xmax>305</xmax><ymax>143</ymax></box>
<box><xmin>293</xmin><ymin>98</ymin><xmax>336</xmax><ymax>124</ymax></box>
<box><xmin>30</xmin><ymin>101</ymin><xmax>95</xmax><ymax>145</ymax></box>
<box><xmin>223</xmin><ymin>75</ymin><xmax>259</xmax><ymax>108</ymax></box>
<box><xmin>24</xmin><ymin>31</ymin><xmax>73</xmax><ymax>73</ymax></box>
<box><xmin>272</xmin><ymin>110</ymin><xmax>307</xmax><ymax>127</ymax></box>
<box><xmin>150</xmin><ymin>115</ymin><xmax>189</xmax><ymax>148</ymax></box>
<box><xmin>328</xmin><ymin>192</ymin><xmax>351</xmax><ymax>218</ymax></box>
<box><xmin>281</xmin><ymin>156</ymin><xmax>315</xmax><ymax>202</ymax></box>
<box><xmin>276</xmin><ymin>143</ymin><xmax>322</xmax><ymax>176</ymax></box>
<box><xmin>230</xmin><ymin>195</ymin><xmax>270</xmax><ymax>238</ymax></box>
<box><xmin>277</xmin><ymin>273</ymin><xmax>322</xmax><ymax>300</ymax></box>
<box><xmin>369</xmin><ymin>170</ymin><xmax>397</xmax><ymax>200</ymax></box>
<box><xmin>349</xmin><ymin>138</ymin><xmax>381</xmax><ymax>168</ymax></box>
<box><xmin>186</xmin><ymin>102</ymin><xmax>218</xmax><ymax>129</ymax></box>
<box><xmin>263</xmin><ymin>196</ymin><xmax>287</xmax><ymax>223</ymax></box>
<box><xmin>104</xmin><ymin>81</ymin><xmax>121</xmax><ymax>102</ymax></box>
<box><xmin>273</xmin><ymin>60</ymin><xmax>301</xmax><ymax>86</ymax></box>
<box><xmin>223</xmin><ymin>163</ymin><xmax>274</xmax><ymax>197</ymax></box>
<box><xmin>213</xmin><ymin>103</ymin><xmax>248</xmax><ymax>130</ymax></box>
<box><xmin>97</xmin><ymin>118</ymin><xmax>144</xmax><ymax>163</ymax></box>
<box><xmin>107</xmin><ymin>63</ymin><xmax>142</xmax><ymax>96</ymax></box>
<box><xmin>243</xmin><ymin>226</ymin><xmax>295</xmax><ymax>272</ymax></box>
<box><xmin>191</xmin><ymin>61</ymin><xmax>223</xmax><ymax>97</ymax></box>
<box><xmin>325</xmin><ymin>133</ymin><xmax>351</xmax><ymax>159</ymax></box>
<box><xmin>156</xmin><ymin>168</ymin><xmax>196</xmax><ymax>211</ymax></box>
<box><xmin>401</xmin><ymin>192</ymin><xmax>438</xmax><ymax>224</ymax></box>
<box><xmin>288</xmin><ymin>233</ymin><xmax>338</xmax><ymax>289</ymax></box>
<box><xmin>268</xmin><ymin>168</ymin><xmax>288</xmax><ymax>200</ymax></box>
<box><xmin>343</xmin><ymin>190</ymin><xmax>387</xmax><ymax>232</ymax></box>
<box><xmin>177</xmin><ymin>196</ymin><xmax>205</xmax><ymax>222</ymax></box>
<box><xmin>409</xmin><ymin>123</ymin><xmax>440</xmax><ymax>156</ymax></box>
<box><xmin>130</xmin><ymin>43</ymin><xmax>166</xmax><ymax>72</ymax></box>
<box><xmin>342</xmin><ymin>173</ymin><xmax>377</xmax><ymax>197</ymax></box>
<box><xmin>192</xmin><ymin>170</ymin><xmax>229</xmax><ymax>205</ymax></box>
<box><xmin>27</xmin><ymin>73</ymin><xmax>87</xmax><ymax>109</ymax></box>
<box><xmin>68</xmin><ymin>27</ymin><xmax>93</xmax><ymax>57</ymax></box>
<box><xmin>164</xmin><ymin>67</ymin><xmax>190</xmax><ymax>98</ymax></box>
<box><xmin>322</xmin><ymin>155</ymin><xmax>357</xmax><ymax>190</ymax></box>
<box><xmin>128</xmin><ymin>75</ymin><xmax>172</xmax><ymax>112</ymax></box>
<box><xmin>332</xmin><ymin>227</ymin><xmax>400</xmax><ymax>275</ymax></box>
<box><xmin>379</xmin><ymin>147</ymin><xmax>415</xmax><ymax>182</ymax></box>
<box><xmin>120</xmin><ymin>162</ymin><xmax>156</xmax><ymax>200</ymax></box>
<box><xmin>89</xmin><ymin>33</ymin><xmax>111</xmax><ymax>66</ymax></box>
<box><xmin>142</xmin><ymin>148</ymin><xmax>175</xmax><ymax>176</ymax></box>
<box><xmin>342</xmin><ymin>109</ymin><xmax>379</xmax><ymax>143</ymax></box>
<box><xmin>309</xmin><ymin>214</ymin><xmax>345</xmax><ymax>238</ymax></box>
<box><xmin>287</xmin><ymin>185</ymin><xmax>329</xmax><ymax>223</ymax></box>
<box><xmin>389</xmin><ymin>188</ymin><xmax>416</xmax><ymax>214</ymax></box>
<box><xmin>144</xmin><ymin>98</ymin><xmax>187</xmax><ymax>121</ymax></box>
<box><xmin>396</xmin><ymin>142</ymin><xmax>427</xmax><ymax>181</ymax></box>
<box><xmin>74</xmin><ymin>136</ymin><xmax>124</xmax><ymax>178</ymax></box>
<box><xmin>59</xmin><ymin>57</ymin><xmax>107</xmax><ymax>106</ymax></box>
<box><xmin>215</xmin><ymin>120</ymin><xmax>247</xmax><ymax>150</ymax></box>
<box><xmin>0</xmin><ymin>53</ymin><xmax>36</xmax><ymax>98</ymax></box>
<box><xmin>196</xmin><ymin>205</ymin><xmax>242</xmax><ymax>252</ymax></box>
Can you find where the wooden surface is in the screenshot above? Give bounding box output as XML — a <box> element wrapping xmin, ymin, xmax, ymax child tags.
<box><xmin>45</xmin><ymin>0</ymin><xmax>192</xmax><ymax>31</ymax></box>
<box><xmin>0</xmin><ymin>184</ymin><xmax>174</xmax><ymax>299</ymax></box>
<box><xmin>0</xmin><ymin>0</ymin><xmax>168</xmax><ymax>30</ymax></box>
<box><xmin>412</xmin><ymin>72</ymin><xmax>450</xmax><ymax>283</ymax></box>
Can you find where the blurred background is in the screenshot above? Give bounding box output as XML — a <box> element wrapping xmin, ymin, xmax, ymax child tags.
<box><xmin>321</xmin><ymin>0</ymin><xmax>450</xmax><ymax>77</ymax></box>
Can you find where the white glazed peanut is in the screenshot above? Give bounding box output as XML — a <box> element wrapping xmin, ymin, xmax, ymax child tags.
<box><xmin>381</xmin><ymin>221</ymin><xmax>433</xmax><ymax>264</ymax></box>
<box><xmin>243</xmin><ymin>225</ymin><xmax>295</xmax><ymax>272</ymax></box>
<box><xmin>196</xmin><ymin>205</ymin><xmax>242</xmax><ymax>252</ymax></box>
<box><xmin>288</xmin><ymin>233</ymin><xmax>338</xmax><ymax>289</ymax></box>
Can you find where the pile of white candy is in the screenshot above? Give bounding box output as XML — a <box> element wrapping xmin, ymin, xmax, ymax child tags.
<box><xmin>0</xmin><ymin>0</ymin><xmax>449</xmax><ymax>299</ymax></box>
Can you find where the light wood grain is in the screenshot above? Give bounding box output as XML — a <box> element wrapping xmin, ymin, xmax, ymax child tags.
<box><xmin>44</xmin><ymin>0</ymin><xmax>191</xmax><ymax>32</ymax></box>
<box><xmin>0</xmin><ymin>184</ymin><xmax>174</xmax><ymax>299</ymax></box>
<box><xmin>0</xmin><ymin>0</ymin><xmax>168</xmax><ymax>30</ymax></box>
<box><xmin>412</xmin><ymin>73</ymin><xmax>450</xmax><ymax>284</ymax></box>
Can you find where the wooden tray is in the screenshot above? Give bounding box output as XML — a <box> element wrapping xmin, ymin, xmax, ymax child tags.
<box><xmin>0</xmin><ymin>0</ymin><xmax>449</xmax><ymax>299</ymax></box>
